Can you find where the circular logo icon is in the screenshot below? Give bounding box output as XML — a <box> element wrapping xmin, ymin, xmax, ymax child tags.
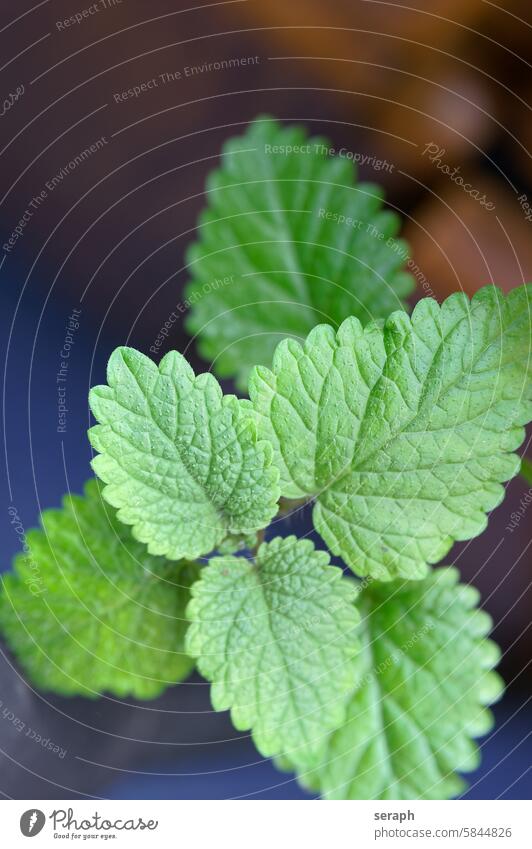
<box><xmin>20</xmin><ymin>810</ymin><xmax>46</xmax><ymax>837</ymax></box>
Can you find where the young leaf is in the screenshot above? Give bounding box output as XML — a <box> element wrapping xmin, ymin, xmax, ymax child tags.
<box><xmin>186</xmin><ymin>536</ymin><xmax>360</xmax><ymax>769</ymax></box>
<box><xmin>185</xmin><ymin>116</ymin><xmax>414</xmax><ymax>389</ymax></box>
<box><xmin>0</xmin><ymin>480</ymin><xmax>198</xmax><ymax>699</ymax></box>
<box><xmin>89</xmin><ymin>347</ymin><xmax>279</xmax><ymax>560</ymax></box>
<box><xmin>250</xmin><ymin>285</ymin><xmax>532</xmax><ymax>580</ymax></box>
<box><xmin>288</xmin><ymin>568</ymin><xmax>503</xmax><ymax>800</ymax></box>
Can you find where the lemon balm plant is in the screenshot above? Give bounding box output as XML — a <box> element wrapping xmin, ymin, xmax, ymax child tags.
<box><xmin>1</xmin><ymin>118</ymin><xmax>531</xmax><ymax>800</ymax></box>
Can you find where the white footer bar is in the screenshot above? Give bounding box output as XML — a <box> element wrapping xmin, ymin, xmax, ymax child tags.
<box><xmin>1</xmin><ymin>799</ymin><xmax>529</xmax><ymax>848</ymax></box>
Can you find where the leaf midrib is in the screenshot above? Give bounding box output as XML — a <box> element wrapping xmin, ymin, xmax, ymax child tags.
<box><xmin>120</xmin><ymin>360</ymin><xmax>234</xmax><ymax>531</ymax></box>
<box><xmin>323</xmin><ymin>298</ymin><xmax>525</xmax><ymax>493</ymax></box>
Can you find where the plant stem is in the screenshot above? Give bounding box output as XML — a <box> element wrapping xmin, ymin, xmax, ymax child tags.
<box><xmin>278</xmin><ymin>496</ymin><xmax>312</xmax><ymax>517</ymax></box>
<box><xmin>251</xmin><ymin>528</ymin><xmax>265</xmax><ymax>556</ymax></box>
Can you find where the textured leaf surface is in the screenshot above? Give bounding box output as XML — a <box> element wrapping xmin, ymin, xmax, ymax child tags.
<box><xmin>250</xmin><ymin>285</ymin><xmax>532</xmax><ymax>580</ymax></box>
<box><xmin>89</xmin><ymin>347</ymin><xmax>279</xmax><ymax>560</ymax></box>
<box><xmin>186</xmin><ymin>536</ymin><xmax>360</xmax><ymax>769</ymax></box>
<box><xmin>186</xmin><ymin>116</ymin><xmax>414</xmax><ymax>388</ymax></box>
<box><xmin>0</xmin><ymin>480</ymin><xmax>198</xmax><ymax>698</ymax></box>
<box><xmin>296</xmin><ymin>568</ymin><xmax>503</xmax><ymax>799</ymax></box>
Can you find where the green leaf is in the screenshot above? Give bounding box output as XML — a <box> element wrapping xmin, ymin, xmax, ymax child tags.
<box><xmin>520</xmin><ymin>456</ymin><xmax>532</xmax><ymax>486</ymax></box>
<box><xmin>186</xmin><ymin>536</ymin><xmax>360</xmax><ymax>769</ymax></box>
<box><xmin>291</xmin><ymin>568</ymin><xmax>503</xmax><ymax>799</ymax></box>
<box><xmin>0</xmin><ymin>480</ymin><xmax>198</xmax><ymax>699</ymax></box>
<box><xmin>185</xmin><ymin>115</ymin><xmax>414</xmax><ymax>389</ymax></box>
<box><xmin>250</xmin><ymin>285</ymin><xmax>532</xmax><ymax>580</ymax></box>
<box><xmin>89</xmin><ymin>347</ymin><xmax>279</xmax><ymax>561</ymax></box>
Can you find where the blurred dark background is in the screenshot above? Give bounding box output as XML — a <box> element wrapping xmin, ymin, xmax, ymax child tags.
<box><xmin>0</xmin><ymin>0</ymin><xmax>531</xmax><ymax>799</ymax></box>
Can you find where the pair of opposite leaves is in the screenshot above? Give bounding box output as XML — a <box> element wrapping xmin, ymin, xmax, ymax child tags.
<box><xmin>90</xmin><ymin>283</ymin><xmax>531</xmax><ymax>583</ymax></box>
<box><xmin>2</xmin><ymin>283</ymin><xmax>527</xmax><ymax>798</ymax></box>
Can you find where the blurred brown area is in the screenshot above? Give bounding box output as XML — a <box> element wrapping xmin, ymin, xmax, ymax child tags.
<box><xmin>1</xmin><ymin>1</ymin><xmax>531</xmax><ymax>323</ymax></box>
<box><xmin>1</xmin><ymin>0</ymin><xmax>531</xmax><ymax>682</ymax></box>
<box><xmin>224</xmin><ymin>0</ymin><xmax>532</xmax><ymax>294</ymax></box>
<box><xmin>2</xmin><ymin>0</ymin><xmax>532</xmax><ymax>304</ymax></box>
